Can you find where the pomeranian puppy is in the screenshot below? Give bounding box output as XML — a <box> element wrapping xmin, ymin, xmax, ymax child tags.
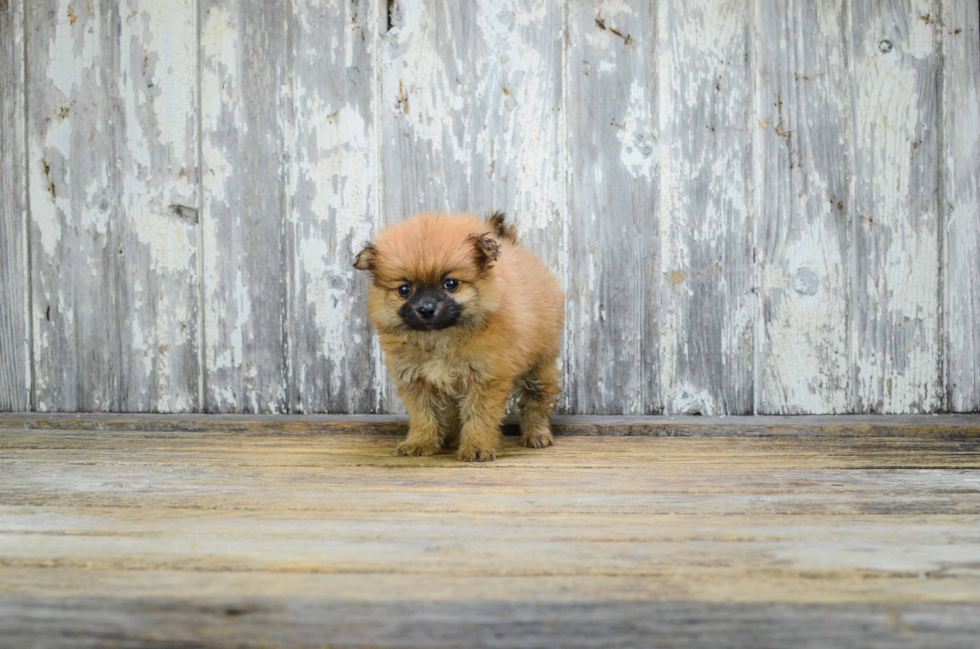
<box><xmin>353</xmin><ymin>211</ymin><xmax>564</xmax><ymax>462</ymax></box>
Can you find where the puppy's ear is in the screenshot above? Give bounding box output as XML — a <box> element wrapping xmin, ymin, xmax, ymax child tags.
<box><xmin>353</xmin><ymin>243</ymin><xmax>378</xmax><ymax>271</ymax></box>
<box><xmin>486</xmin><ymin>210</ymin><xmax>518</xmax><ymax>242</ymax></box>
<box><xmin>468</xmin><ymin>232</ymin><xmax>500</xmax><ymax>269</ymax></box>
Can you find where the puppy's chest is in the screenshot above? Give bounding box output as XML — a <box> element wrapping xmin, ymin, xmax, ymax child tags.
<box><xmin>397</xmin><ymin>345</ymin><xmax>479</xmax><ymax>395</ymax></box>
<box><xmin>420</xmin><ymin>357</ymin><xmax>469</xmax><ymax>394</ymax></box>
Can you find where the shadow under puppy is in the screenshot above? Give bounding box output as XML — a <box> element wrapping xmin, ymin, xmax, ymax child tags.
<box><xmin>354</xmin><ymin>212</ymin><xmax>564</xmax><ymax>462</ymax></box>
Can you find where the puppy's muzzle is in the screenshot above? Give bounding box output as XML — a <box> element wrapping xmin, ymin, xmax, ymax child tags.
<box><xmin>399</xmin><ymin>286</ymin><xmax>461</xmax><ymax>331</ymax></box>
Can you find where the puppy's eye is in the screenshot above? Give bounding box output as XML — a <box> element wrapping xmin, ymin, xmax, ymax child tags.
<box><xmin>397</xmin><ymin>284</ymin><xmax>412</xmax><ymax>298</ymax></box>
<box><xmin>443</xmin><ymin>278</ymin><xmax>460</xmax><ymax>292</ymax></box>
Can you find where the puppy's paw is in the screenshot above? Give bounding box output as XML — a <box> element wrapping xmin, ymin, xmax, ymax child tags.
<box><xmin>456</xmin><ymin>447</ymin><xmax>496</xmax><ymax>462</ymax></box>
<box><xmin>521</xmin><ymin>432</ymin><xmax>554</xmax><ymax>449</ymax></box>
<box><xmin>394</xmin><ymin>440</ymin><xmax>440</xmax><ymax>457</ymax></box>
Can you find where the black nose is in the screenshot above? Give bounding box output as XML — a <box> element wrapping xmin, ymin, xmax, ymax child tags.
<box><xmin>416</xmin><ymin>302</ymin><xmax>436</xmax><ymax>319</ymax></box>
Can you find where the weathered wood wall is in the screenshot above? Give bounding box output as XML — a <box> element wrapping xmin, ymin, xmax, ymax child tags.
<box><xmin>0</xmin><ymin>0</ymin><xmax>977</xmax><ymax>415</ymax></box>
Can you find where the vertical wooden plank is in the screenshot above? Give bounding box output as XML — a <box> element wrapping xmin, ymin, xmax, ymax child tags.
<box><xmin>27</xmin><ymin>0</ymin><xmax>116</xmax><ymax>411</ymax></box>
<box><xmin>200</xmin><ymin>0</ymin><xmax>288</xmax><ymax>413</ymax></box>
<box><xmin>0</xmin><ymin>0</ymin><xmax>30</xmax><ymax>411</ymax></box>
<box><xmin>27</xmin><ymin>0</ymin><xmax>200</xmax><ymax>412</ymax></box>
<box><xmin>380</xmin><ymin>0</ymin><xmax>565</xmax><ymax>413</ymax></box>
<box><xmin>755</xmin><ymin>1</ymin><xmax>851</xmax><ymax>413</ymax></box>
<box><xmin>658</xmin><ymin>0</ymin><xmax>754</xmax><ymax>415</ymax></box>
<box><xmin>944</xmin><ymin>0</ymin><xmax>980</xmax><ymax>412</ymax></box>
<box><xmin>565</xmin><ymin>1</ymin><xmax>658</xmax><ymax>414</ymax></box>
<box><xmin>285</xmin><ymin>0</ymin><xmax>381</xmax><ymax>414</ymax></box>
<box><xmin>115</xmin><ymin>0</ymin><xmax>200</xmax><ymax>412</ymax></box>
<box><xmin>849</xmin><ymin>0</ymin><xmax>942</xmax><ymax>413</ymax></box>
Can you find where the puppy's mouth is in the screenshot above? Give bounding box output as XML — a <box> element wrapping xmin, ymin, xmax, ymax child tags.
<box><xmin>398</xmin><ymin>290</ymin><xmax>462</xmax><ymax>332</ymax></box>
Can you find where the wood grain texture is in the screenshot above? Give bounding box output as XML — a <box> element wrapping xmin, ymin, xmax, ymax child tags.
<box><xmin>944</xmin><ymin>0</ymin><xmax>980</xmax><ymax>412</ymax></box>
<box><xmin>1</xmin><ymin>426</ymin><xmax>979</xmax><ymax>646</ymax></box>
<box><xmin>658</xmin><ymin>0</ymin><xmax>755</xmax><ymax>415</ymax></box>
<box><xmin>284</xmin><ymin>0</ymin><xmax>382</xmax><ymax>414</ymax></box>
<box><xmin>200</xmin><ymin>0</ymin><xmax>288</xmax><ymax>413</ymax></box>
<box><xmin>380</xmin><ymin>0</ymin><xmax>566</xmax><ymax>412</ymax></box>
<box><xmin>755</xmin><ymin>0</ymin><xmax>851</xmax><ymax>414</ymax></box>
<box><xmin>565</xmin><ymin>1</ymin><xmax>659</xmax><ymax>414</ymax></box>
<box><xmin>0</xmin><ymin>0</ymin><xmax>29</xmax><ymax>411</ymax></box>
<box><xmin>849</xmin><ymin>0</ymin><xmax>943</xmax><ymax>413</ymax></box>
<box><xmin>115</xmin><ymin>0</ymin><xmax>201</xmax><ymax>412</ymax></box>
<box><xmin>27</xmin><ymin>0</ymin><xmax>119</xmax><ymax>412</ymax></box>
<box><xmin>1</xmin><ymin>596</ymin><xmax>977</xmax><ymax>649</ymax></box>
<box><xmin>26</xmin><ymin>0</ymin><xmax>200</xmax><ymax>413</ymax></box>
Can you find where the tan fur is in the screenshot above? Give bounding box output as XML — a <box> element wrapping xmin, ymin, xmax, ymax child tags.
<box><xmin>355</xmin><ymin>212</ymin><xmax>564</xmax><ymax>461</ymax></box>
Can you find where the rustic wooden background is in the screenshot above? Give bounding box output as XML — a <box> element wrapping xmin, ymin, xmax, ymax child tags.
<box><xmin>0</xmin><ymin>0</ymin><xmax>977</xmax><ymax>415</ymax></box>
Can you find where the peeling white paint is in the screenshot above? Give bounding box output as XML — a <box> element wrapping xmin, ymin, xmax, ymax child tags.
<box><xmin>47</xmin><ymin>2</ymin><xmax>98</xmax><ymax>97</ymax></box>
<box><xmin>133</xmin><ymin>0</ymin><xmax>197</xmax><ymax>173</ymax></box>
<box><xmin>944</xmin><ymin>0</ymin><xmax>980</xmax><ymax>412</ymax></box>
<box><xmin>617</xmin><ymin>80</ymin><xmax>656</xmax><ymax>179</ymax></box>
<box><xmin>31</xmin><ymin>116</ymin><xmax>73</xmax><ymax>258</ymax></box>
<box><xmin>201</xmin><ymin>131</ymin><xmax>234</xmax><ymax>377</ymax></box>
<box><xmin>383</xmin><ymin>0</ymin><xmax>470</xmax><ymax>173</ymax></box>
<box><xmin>670</xmin><ymin>384</ymin><xmax>717</xmax><ymax>416</ymax></box>
<box><xmin>851</xmin><ymin>4</ymin><xmax>941</xmax><ymax>413</ymax></box>
<box><xmin>905</xmin><ymin>0</ymin><xmax>938</xmax><ymax>59</ymax></box>
<box><xmin>659</xmin><ymin>0</ymin><xmax>752</xmax><ymax>414</ymax></box>
<box><xmin>284</xmin><ymin>0</ymin><xmax>383</xmax><ymax>413</ymax></box>
<box><xmin>200</xmin><ymin>6</ymin><xmax>240</xmax><ymax>131</ymax></box>
<box><xmin>200</xmin><ymin>4</ymin><xmax>237</xmax><ymax>383</ymax></box>
<box><xmin>753</xmin><ymin>0</ymin><xmax>852</xmax><ymax>415</ymax></box>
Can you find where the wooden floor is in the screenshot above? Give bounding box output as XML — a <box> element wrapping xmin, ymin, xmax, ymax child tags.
<box><xmin>2</xmin><ymin>415</ymin><xmax>980</xmax><ymax>648</ymax></box>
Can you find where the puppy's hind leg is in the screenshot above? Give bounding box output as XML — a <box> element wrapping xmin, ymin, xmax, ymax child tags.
<box><xmin>517</xmin><ymin>362</ymin><xmax>561</xmax><ymax>449</ymax></box>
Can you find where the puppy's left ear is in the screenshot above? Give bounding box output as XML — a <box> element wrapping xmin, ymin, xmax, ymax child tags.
<box><xmin>353</xmin><ymin>243</ymin><xmax>378</xmax><ymax>271</ymax></box>
<box><xmin>468</xmin><ymin>233</ymin><xmax>500</xmax><ymax>269</ymax></box>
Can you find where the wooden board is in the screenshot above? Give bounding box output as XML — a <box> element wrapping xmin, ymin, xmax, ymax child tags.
<box><xmin>944</xmin><ymin>0</ymin><xmax>980</xmax><ymax>412</ymax></box>
<box><xmin>284</xmin><ymin>0</ymin><xmax>382</xmax><ymax>415</ymax></box>
<box><xmin>379</xmin><ymin>0</ymin><xmax>565</xmax><ymax>412</ymax></box>
<box><xmin>200</xmin><ymin>0</ymin><xmax>289</xmax><ymax>414</ymax></box>
<box><xmin>1</xmin><ymin>595</ymin><xmax>977</xmax><ymax>649</ymax></box>
<box><xmin>1</xmin><ymin>424</ymin><xmax>979</xmax><ymax>646</ymax></box>
<box><xmin>0</xmin><ymin>0</ymin><xmax>29</xmax><ymax>411</ymax></box>
<box><xmin>658</xmin><ymin>0</ymin><xmax>755</xmax><ymax>415</ymax></box>
<box><xmin>849</xmin><ymin>0</ymin><xmax>943</xmax><ymax>413</ymax></box>
<box><xmin>26</xmin><ymin>0</ymin><xmax>200</xmax><ymax>412</ymax></box>
<box><xmin>201</xmin><ymin>0</ymin><xmax>387</xmax><ymax>415</ymax></box>
<box><xmin>755</xmin><ymin>0</ymin><xmax>850</xmax><ymax>413</ymax></box>
<box><xmin>565</xmin><ymin>0</ymin><xmax>659</xmax><ymax>414</ymax></box>
<box><xmin>2</xmin><ymin>413</ymin><xmax>980</xmax><ymax>438</ymax></box>
<box><xmin>115</xmin><ymin>0</ymin><xmax>201</xmax><ymax>413</ymax></box>
<box><xmin>27</xmin><ymin>0</ymin><xmax>120</xmax><ymax>412</ymax></box>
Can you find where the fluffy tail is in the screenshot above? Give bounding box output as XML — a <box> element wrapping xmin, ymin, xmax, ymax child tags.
<box><xmin>486</xmin><ymin>210</ymin><xmax>518</xmax><ymax>243</ymax></box>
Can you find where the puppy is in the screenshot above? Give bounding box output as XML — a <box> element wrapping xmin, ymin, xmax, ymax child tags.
<box><xmin>353</xmin><ymin>212</ymin><xmax>564</xmax><ymax>461</ymax></box>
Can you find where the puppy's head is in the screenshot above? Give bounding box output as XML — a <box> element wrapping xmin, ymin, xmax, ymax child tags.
<box><xmin>353</xmin><ymin>213</ymin><xmax>502</xmax><ymax>333</ymax></box>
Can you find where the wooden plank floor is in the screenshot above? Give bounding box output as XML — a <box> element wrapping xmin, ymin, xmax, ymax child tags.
<box><xmin>1</xmin><ymin>416</ymin><xmax>979</xmax><ymax>648</ymax></box>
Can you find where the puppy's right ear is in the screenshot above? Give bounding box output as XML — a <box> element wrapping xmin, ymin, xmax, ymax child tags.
<box><xmin>353</xmin><ymin>243</ymin><xmax>378</xmax><ymax>271</ymax></box>
<box><xmin>468</xmin><ymin>233</ymin><xmax>501</xmax><ymax>269</ymax></box>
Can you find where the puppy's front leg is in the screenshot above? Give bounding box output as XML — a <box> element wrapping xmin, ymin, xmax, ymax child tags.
<box><xmin>457</xmin><ymin>380</ymin><xmax>512</xmax><ymax>462</ymax></box>
<box><xmin>394</xmin><ymin>380</ymin><xmax>442</xmax><ymax>457</ymax></box>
